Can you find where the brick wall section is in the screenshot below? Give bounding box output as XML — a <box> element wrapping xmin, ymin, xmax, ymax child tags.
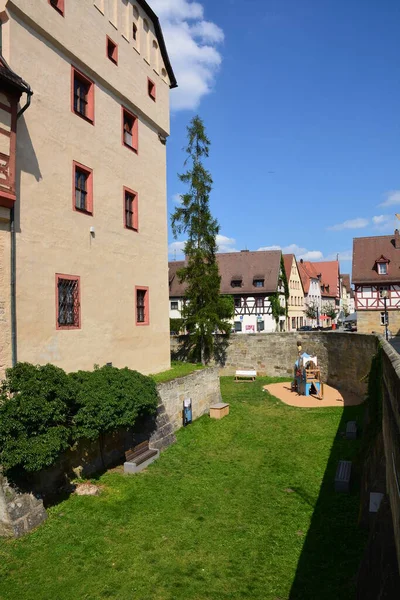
<box><xmin>171</xmin><ymin>333</ymin><xmax>377</xmax><ymax>396</ymax></box>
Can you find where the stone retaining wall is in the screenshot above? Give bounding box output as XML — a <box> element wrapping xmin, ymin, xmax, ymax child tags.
<box><xmin>0</xmin><ymin>367</ymin><xmax>221</xmax><ymax>537</ymax></box>
<box><xmin>172</xmin><ymin>332</ymin><xmax>377</xmax><ymax>396</ymax></box>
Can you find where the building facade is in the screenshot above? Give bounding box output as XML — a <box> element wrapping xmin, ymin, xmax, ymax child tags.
<box><xmin>298</xmin><ymin>260</ymin><xmax>322</xmax><ymax>327</ymax></box>
<box><xmin>353</xmin><ymin>230</ymin><xmax>400</xmax><ymax>335</ymax></box>
<box><xmin>314</xmin><ymin>261</ymin><xmax>341</xmax><ymax>327</ymax></box>
<box><xmin>0</xmin><ymin>0</ymin><xmax>176</xmax><ymax>377</ymax></box>
<box><xmin>341</xmin><ymin>274</ymin><xmax>355</xmax><ymax>315</ymax></box>
<box><xmin>169</xmin><ymin>250</ymin><xmax>287</xmax><ymax>334</ymax></box>
<box><xmin>283</xmin><ymin>254</ymin><xmax>305</xmax><ymax>331</ymax></box>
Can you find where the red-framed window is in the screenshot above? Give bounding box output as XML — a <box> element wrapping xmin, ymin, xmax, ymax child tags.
<box><xmin>56</xmin><ymin>274</ymin><xmax>81</xmax><ymax>330</ymax></box>
<box><xmin>136</xmin><ymin>286</ymin><xmax>149</xmax><ymax>326</ymax></box>
<box><xmin>71</xmin><ymin>67</ymin><xmax>94</xmax><ymax>123</ymax></box>
<box><xmin>107</xmin><ymin>36</ymin><xmax>118</xmax><ymax>65</ymax></box>
<box><xmin>122</xmin><ymin>107</ymin><xmax>138</xmax><ymax>153</ymax></box>
<box><xmin>148</xmin><ymin>78</ymin><xmax>156</xmax><ymax>101</ymax></box>
<box><xmin>124</xmin><ymin>187</ymin><xmax>138</xmax><ymax>231</ymax></box>
<box><xmin>49</xmin><ymin>0</ymin><xmax>64</xmax><ymax>16</ymax></box>
<box><xmin>73</xmin><ymin>161</ymin><xmax>93</xmax><ymax>215</ymax></box>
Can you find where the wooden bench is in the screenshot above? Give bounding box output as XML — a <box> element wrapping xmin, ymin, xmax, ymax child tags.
<box><xmin>235</xmin><ymin>369</ymin><xmax>257</xmax><ymax>382</ymax></box>
<box><xmin>334</xmin><ymin>460</ymin><xmax>352</xmax><ymax>492</ymax></box>
<box><xmin>209</xmin><ymin>402</ymin><xmax>230</xmax><ymax>420</ymax></box>
<box><xmin>124</xmin><ymin>440</ymin><xmax>159</xmax><ymax>475</ymax></box>
<box><xmin>346</xmin><ymin>421</ymin><xmax>357</xmax><ymax>440</ymax></box>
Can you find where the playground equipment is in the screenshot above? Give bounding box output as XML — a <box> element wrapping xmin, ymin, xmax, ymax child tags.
<box><xmin>292</xmin><ymin>343</ymin><xmax>323</xmax><ymax>398</ymax></box>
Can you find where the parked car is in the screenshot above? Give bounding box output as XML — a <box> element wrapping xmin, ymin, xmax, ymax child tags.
<box><xmin>298</xmin><ymin>326</ymin><xmax>313</xmax><ymax>331</ymax></box>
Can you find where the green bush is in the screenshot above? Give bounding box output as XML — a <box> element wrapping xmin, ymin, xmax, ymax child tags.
<box><xmin>71</xmin><ymin>366</ymin><xmax>159</xmax><ymax>441</ymax></box>
<box><xmin>0</xmin><ymin>363</ymin><xmax>74</xmax><ymax>472</ymax></box>
<box><xmin>0</xmin><ymin>363</ymin><xmax>159</xmax><ymax>473</ymax></box>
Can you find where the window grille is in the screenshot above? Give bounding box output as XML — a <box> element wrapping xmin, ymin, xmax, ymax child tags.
<box><xmin>137</xmin><ymin>289</ymin><xmax>146</xmax><ymax>323</ymax></box>
<box><xmin>58</xmin><ymin>278</ymin><xmax>79</xmax><ymax>327</ymax></box>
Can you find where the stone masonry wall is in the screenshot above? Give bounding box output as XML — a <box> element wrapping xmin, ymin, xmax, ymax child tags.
<box><xmin>155</xmin><ymin>367</ymin><xmax>221</xmax><ymax>434</ymax></box>
<box><xmin>171</xmin><ymin>332</ymin><xmax>377</xmax><ymax>396</ymax></box>
<box><xmin>0</xmin><ymin>367</ymin><xmax>221</xmax><ymax>537</ymax></box>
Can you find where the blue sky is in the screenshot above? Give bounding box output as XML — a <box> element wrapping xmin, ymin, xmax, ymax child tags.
<box><xmin>152</xmin><ymin>0</ymin><xmax>400</xmax><ymax>276</ymax></box>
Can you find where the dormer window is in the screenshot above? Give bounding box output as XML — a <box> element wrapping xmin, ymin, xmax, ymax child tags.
<box><xmin>378</xmin><ymin>262</ymin><xmax>387</xmax><ymax>275</ymax></box>
<box><xmin>254</xmin><ymin>280</ymin><xmax>264</xmax><ymax>288</ymax></box>
<box><xmin>231</xmin><ymin>280</ymin><xmax>242</xmax><ymax>288</ymax></box>
<box><xmin>375</xmin><ymin>255</ymin><xmax>389</xmax><ymax>275</ymax></box>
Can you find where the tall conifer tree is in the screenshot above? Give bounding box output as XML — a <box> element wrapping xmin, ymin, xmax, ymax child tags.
<box><xmin>171</xmin><ymin>116</ymin><xmax>233</xmax><ymax>364</ymax></box>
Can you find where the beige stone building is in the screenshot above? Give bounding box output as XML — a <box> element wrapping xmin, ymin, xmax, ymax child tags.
<box><xmin>283</xmin><ymin>254</ymin><xmax>305</xmax><ymax>330</ymax></box>
<box><xmin>0</xmin><ymin>0</ymin><xmax>176</xmax><ymax>377</ymax></box>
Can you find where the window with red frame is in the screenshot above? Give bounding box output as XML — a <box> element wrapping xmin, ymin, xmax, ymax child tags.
<box><xmin>124</xmin><ymin>188</ymin><xmax>138</xmax><ymax>230</ymax></box>
<box><xmin>107</xmin><ymin>36</ymin><xmax>118</xmax><ymax>65</ymax></box>
<box><xmin>49</xmin><ymin>0</ymin><xmax>64</xmax><ymax>16</ymax></box>
<box><xmin>72</xmin><ymin>67</ymin><xmax>94</xmax><ymax>123</ymax></box>
<box><xmin>136</xmin><ymin>287</ymin><xmax>149</xmax><ymax>325</ymax></box>
<box><xmin>56</xmin><ymin>274</ymin><xmax>80</xmax><ymax>329</ymax></box>
<box><xmin>73</xmin><ymin>162</ymin><xmax>93</xmax><ymax>214</ymax></box>
<box><xmin>122</xmin><ymin>108</ymin><xmax>138</xmax><ymax>152</ymax></box>
<box><xmin>148</xmin><ymin>78</ymin><xmax>156</xmax><ymax>101</ymax></box>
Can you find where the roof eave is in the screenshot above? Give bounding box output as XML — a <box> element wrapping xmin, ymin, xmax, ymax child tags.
<box><xmin>136</xmin><ymin>0</ymin><xmax>178</xmax><ymax>89</ymax></box>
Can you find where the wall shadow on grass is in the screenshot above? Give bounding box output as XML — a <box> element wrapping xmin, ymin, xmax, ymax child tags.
<box><xmin>289</xmin><ymin>395</ymin><xmax>368</xmax><ymax>600</ymax></box>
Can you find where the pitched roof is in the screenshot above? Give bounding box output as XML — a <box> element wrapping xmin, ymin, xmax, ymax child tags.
<box><xmin>352</xmin><ymin>231</ymin><xmax>400</xmax><ymax>284</ymax></box>
<box><xmin>283</xmin><ymin>254</ymin><xmax>305</xmax><ymax>294</ymax></box>
<box><xmin>169</xmin><ymin>250</ymin><xmax>282</xmax><ymax>297</ymax></box>
<box><xmin>297</xmin><ymin>260</ymin><xmax>320</xmax><ymax>294</ymax></box>
<box><xmin>0</xmin><ymin>55</ymin><xmax>31</xmax><ymax>95</ymax></box>
<box><xmin>137</xmin><ymin>0</ymin><xmax>177</xmax><ymax>89</ymax></box>
<box><xmin>310</xmin><ymin>261</ymin><xmax>340</xmax><ymax>298</ymax></box>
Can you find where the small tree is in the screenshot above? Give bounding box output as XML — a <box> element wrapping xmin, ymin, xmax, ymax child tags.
<box><xmin>171</xmin><ymin>116</ymin><xmax>234</xmax><ymax>364</ymax></box>
<box><xmin>322</xmin><ymin>303</ymin><xmax>337</xmax><ymax>320</ymax></box>
<box><xmin>305</xmin><ymin>302</ymin><xmax>318</xmax><ymax>321</ymax></box>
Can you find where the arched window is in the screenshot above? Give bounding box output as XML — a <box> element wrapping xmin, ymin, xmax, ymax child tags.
<box><xmin>152</xmin><ymin>39</ymin><xmax>159</xmax><ymax>72</ymax></box>
<box><xmin>143</xmin><ymin>19</ymin><xmax>150</xmax><ymax>61</ymax></box>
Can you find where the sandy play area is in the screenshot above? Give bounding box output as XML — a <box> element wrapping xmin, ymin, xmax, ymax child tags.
<box><xmin>263</xmin><ymin>382</ymin><xmax>364</xmax><ymax>408</ymax></box>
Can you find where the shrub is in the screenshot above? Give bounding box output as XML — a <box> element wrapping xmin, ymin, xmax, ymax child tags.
<box><xmin>170</xmin><ymin>318</ymin><xmax>184</xmax><ymax>334</ymax></box>
<box><xmin>70</xmin><ymin>366</ymin><xmax>159</xmax><ymax>441</ymax></box>
<box><xmin>0</xmin><ymin>363</ymin><xmax>74</xmax><ymax>472</ymax></box>
<box><xmin>0</xmin><ymin>363</ymin><xmax>159</xmax><ymax>474</ymax></box>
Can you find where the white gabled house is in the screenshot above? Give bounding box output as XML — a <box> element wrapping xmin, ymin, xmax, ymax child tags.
<box><xmin>169</xmin><ymin>250</ymin><xmax>287</xmax><ymax>333</ymax></box>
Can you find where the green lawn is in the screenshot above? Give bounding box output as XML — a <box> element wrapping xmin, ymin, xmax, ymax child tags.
<box><xmin>0</xmin><ymin>377</ymin><xmax>367</xmax><ymax>600</ymax></box>
<box><xmin>151</xmin><ymin>361</ymin><xmax>204</xmax><ymax>383</ymax></box>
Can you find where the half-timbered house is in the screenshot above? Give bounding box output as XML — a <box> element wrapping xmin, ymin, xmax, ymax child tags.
<box><xmin>169</xmin><ymin>250</ymin><xmax>287</xmax><ymax>333</ymax></box>
<box><xmin>353</xmin><ymin>230</ymin><xmax>400</xmax><ymax>335</ymax></box>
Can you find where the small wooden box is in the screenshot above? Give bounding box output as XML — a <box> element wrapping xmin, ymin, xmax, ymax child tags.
<box><xmin>209</xmin><ymin>402</ymin><xmax>230</xmax><ymax>420</ymax></box>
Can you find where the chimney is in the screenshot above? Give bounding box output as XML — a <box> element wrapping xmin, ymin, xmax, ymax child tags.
<box><xmin>300</xmin><ymin>258</ymin><xmax>304</xmax><ymax>263</ymax></box>
<box><xmin>395</xmin><ymin>229</ymin><xmax>400</xmax><ymax>250</ymax></box>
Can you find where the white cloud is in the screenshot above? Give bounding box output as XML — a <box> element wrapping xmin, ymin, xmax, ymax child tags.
<box><xmin>328</xmin><ymin>218</ymin><xmax>369</xmax><ymax>231</ymax></box>
<box><xmin>379</xmin><ymin>190</ymin><xmax>400</xmax><ymax>207</ymax></box>
<box><xmin>216</xmin><ymin>234</ymin><xmax>238</xmax><ymax>253</ymax></box>
<box><xmin>257</xmin><ymin>243</ymin><xmax>324</xmax><ymax>261</ymax></box>
<box><xmin>172</xmin><ymin>193</ymin><xmax>183</xmax><ymax>204</ymax></box>
<box><xmin>372</xmin><ymin>214</ymin><xmax>394</xmax><ymax>232</ymax></box>
<box><xmin>168</xmin><ymin>233</ymin><xmax>237</xmax><ymax>258</ymax></box>
<box><xmin>151</xmin><ymin>0</ymin><xmax>224</xmax><ymax>110</ymax></box>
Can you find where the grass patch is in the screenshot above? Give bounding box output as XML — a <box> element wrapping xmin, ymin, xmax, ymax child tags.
<box><xmin>0</xmin><ymin>377</ymin><xmax>366</xmax><ymax>600</ymax></box>
<box><xmin>151</xmin><ymin>360</ymin><xmax>204</xmax><ymax>384</ymax></box>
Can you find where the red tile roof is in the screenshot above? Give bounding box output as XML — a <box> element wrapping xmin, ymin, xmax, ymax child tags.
<box><xmin>169</xmin><ymin>250</ymin><xmax>282</xmax><ymax>297</ymax></box>
<box><xmin>297</xmin><ymin>260</ymin><xmax>320</xmax><ymax>294</ymax></box>
<box><xmin>352</xmin><ymin>231</ymin><xmax>400</xmax><ymax>284</ymax></box>
<box><xmin>310</xmin><ymin>261</ymin><xmax>340</xmax><ymax>298</ymax></box>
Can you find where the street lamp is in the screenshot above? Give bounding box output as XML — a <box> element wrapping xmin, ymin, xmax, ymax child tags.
<box><xmin>380</xmin><ymin>290</ymin><xmax>389</xmax><ymax>341</ymax></box>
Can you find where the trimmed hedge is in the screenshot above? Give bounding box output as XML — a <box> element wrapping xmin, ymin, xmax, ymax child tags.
<box><xmin>0</xmin><ymin>363</ymin><xmax>159</xmax><ymax>473</ymax></box>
